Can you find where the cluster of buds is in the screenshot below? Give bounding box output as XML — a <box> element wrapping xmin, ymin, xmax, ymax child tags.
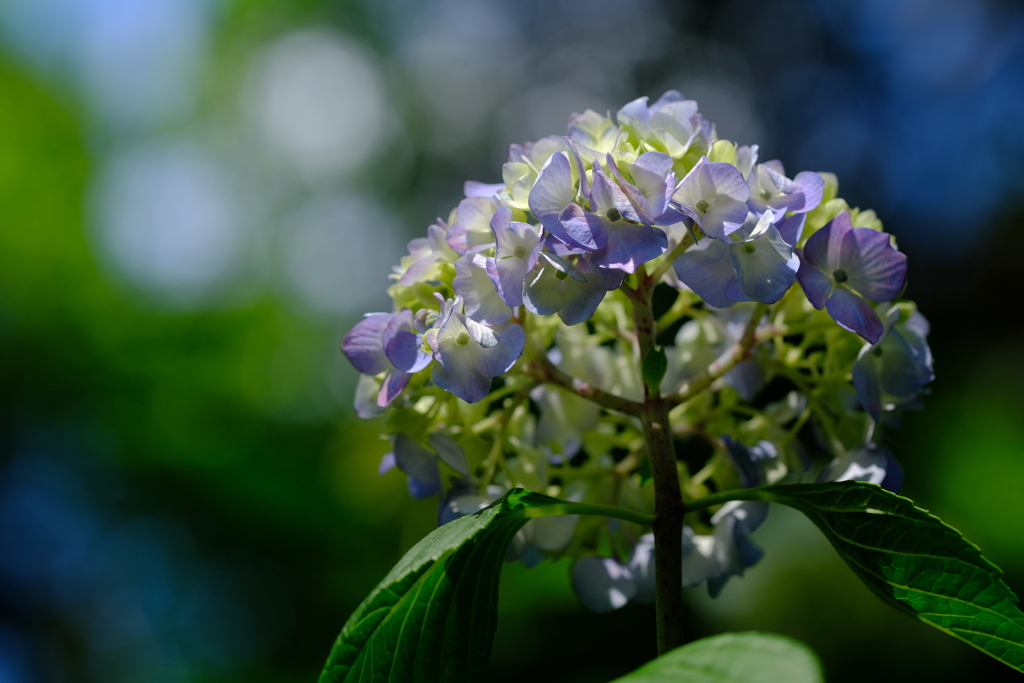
<box><xmin>341</xmin><ymin>91</ymin><xmax>934</xmax><ymax>610</ymax></box>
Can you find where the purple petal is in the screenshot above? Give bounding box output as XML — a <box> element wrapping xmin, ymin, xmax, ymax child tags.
<box><xmin>591</xmin><ymin>222</ymin><xmax>667</xmax><ymax>273</ymax></box>
<box><xmin>880</xmin><ymin>326</ymin><xmax>930</xmax><ymax>399</ymax></box>
<box><xmin>490</xmin><ymin>255</ymin><xmax>528</xmax><ymax>308</ymax></box>
<box><xmin>826</xmin><ymin>287</ymin><xmax>885</xmax><ymax>343</ymax></box>
<box><xmin>789</xmin><ymin>171</ymin><xmax>825</xmax><ymax>213</ymax></box>
<box><xmin>556</xmin><ymin>202</ymin><xmax>606</xmax><ymax>251</ymax></box>
<box><xmin>725</xmin><ymin>278</ymin><xmax>752</xmax><ymax>303</ymax></box>
<box><xmin>407</xmin><ymin>476</ymin><xmax>441</xmax><ymax>499</ymax></box>
<box><xmin>725</xmin><ymin>360</ymin><xmax>765</xmax><ymax>401</ymax></box>
<box><xmin>383</xmin><ymin>309</ymin><xmax>432</xmax><ymax>373</ymax></box>
<box><xmin>378</xmin><ymin>451</ymin><xmax>397</xmax><ymax>476</ymax></box>
<box><xmin>590</xmin><ymin>170</ymin><xmax>639</xmax><ymax>222</ymax></box>
<box><xmin>341</xmin><ymin>313</ymin><xmax>393</xmax><ymax>375</ymax></box>
<box><xmin>564</xmin><ymin>138</ymin><xmax>591</xmax><ymax>198</ymax></box>
<box><xmin>629</xmin><ymin>151</ymin><xmax>674</xmax><ymax>190</ymax></box>
<box><xmin>377</xmin><ymin>368</ymin><xmax>410</xmax><ymax>407</ymax></box>
<box><xmin>702</xmin><ymin>198</ymin><xmax>751</xmax><ymax>240</ymax></box>
<box><xmin>674</xmin><ymin>161</ymin><xmax>750</xmax><ymax>240</ymax></box>
<box><xmin>674</xmin><ymin>239</ymin><xmax>737</xmax><ymax>309</ymax></box>
<box><xmin>432</xmin><ymin>360</ymin><xmax>491</xmax><ymax>403</ymax></box>
<box><xmin>702</xmin><ymin>160</ymin><xmax>750</xmax><ymax>201</ymax></box>
<box><xmin>803</xmin><ymin>210</ymin><xmax>853</xmax><ymax>272</ymax></box>
<box><xmin>622</xmin><ymin>152</ymin><xmax>675</xmax><ymax>224</ymax></box>
<box><xmin>722</xmin><ymin>436</ymin><xmax>778</xmax><ymax>489</ymax></box>
<box><xmin>444</xmin><ymin>221</ymin><xmax>469</xmax><ymax>256</ymax></box>
<box><xmin>840</xmin><ymin>228</ymin><xmax>908</xmax><ymax>302</ymax></box>
<box><xmin>795</xmin><ymin>251</ymin><xmax>834</xmax><ymax>309</ymax></box>
<box><xmin>775</xmin><ymin>213</ymin><xmax>806</xmax><ymax>247</ymax></box>
<box><xmin>852</xmin><ymin>348</ymin><xmax>883</xmax><ymax>422</ymax></box>
<box><xmin>464</xmin><ymin>181</ymin><xmax>504</xmax><ymax>198</ymax></box>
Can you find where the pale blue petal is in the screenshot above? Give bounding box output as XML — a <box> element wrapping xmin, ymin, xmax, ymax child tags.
<box><xmin>522</xmin><ymin>262</ymin><xmax>568</xmax><ymax>316</ymax></box>
<box><xmin>354</xmin><ymin>374</ymin><xmax>384</xmax><ymax>419</ymax></box>
<box><xmin>674</xmin><ymin>239</ymin><xmax>737</xmax><ymax>308</ymax></box>
<box><xmin>432</xmin><ymin>359</ymin><xmax>491</xmax><ymax>403</ymax></box>
<box><xmin>529</xmin><ymin>152</ymin><xmax>575</xmax><ymax>219</ymax></box>
<box><xmin>571</xmin><ymin>557</ymin><xmax>636</xmax><ymax>613</ymax></box>
<box><xmin>464</xmin><ymin>180</ymin><xmax>504</xmax><ymax>198</ymax></box>
<box><xmin>626</xmin><ymin>534</ymin><xmax>655</xmax><ymax>604</ymax></box>
<box><xmin>453</xmin><ymin>252</ymin><xmax>512</xmax><ymax>325</ymax></box>
<box><xmin>394</xmin><ymin>434</ymin><xmax>440</xmax><ymax>484</ymax></box>
<box><xmin>728</xmin><ymin>225</ymin><xmax>799</xmax><ymax>304</ymax></box>
<box><xmin>818</xmin><ymin>444</ymin><xmax>903</xmax><ymax>493</ymax></box>
<box><xmin>471</xmin><ymin>320</ymin><xmax>526</xmax><ymax>377</ymax></box>
<box><xmin>558</xmin><ymin>271</ymin><xmax>608</xmax><ymax>325</ymax></box>
<box><xmin>428</xmin><ymin>433</ymin><xmax>470</xmax><ymax>476</ymax></box>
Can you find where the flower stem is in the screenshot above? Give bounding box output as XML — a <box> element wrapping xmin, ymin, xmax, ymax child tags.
<box><xmin>665</xmin><ymin>303</ymin><xmax>769</xmax><ymax>409</ymax></box>
<box><xmin>522</xmin><ymin>344</ymin><xmax>645</xmax><ymax>416</ymax></box>
<box><xmin>631</xmin><ymin>268</ymin><xmax>686</xmax><ymax>655</ymax></box>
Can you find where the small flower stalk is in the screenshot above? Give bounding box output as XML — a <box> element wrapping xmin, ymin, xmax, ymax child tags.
<box><xmin>339</xmin><ymin>91</ymin><xmax>933</xmax><ymax>653</ymax></box>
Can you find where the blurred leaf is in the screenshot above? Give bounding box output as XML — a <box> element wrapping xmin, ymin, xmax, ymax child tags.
<box><xmin>609</xmin><ymin>632</ymin><xmax>823</xmax><ymax>683</ymax></box>
<box><xmin>319</xmin><ymin>489</ymin><xmax>653</xmax><ymax>682</ymax></box>
<box><xmin>692</xmin><ymin>482</ymin><xmax>1024</xmax><ymax>672</ymax></box>
<box><xmin>642</xmin><ymin>346</ymin><xmax>667</xmax><ymax>393</ymax></box>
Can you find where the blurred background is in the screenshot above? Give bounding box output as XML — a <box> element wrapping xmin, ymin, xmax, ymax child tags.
<box><xmin>1</xmin><ymin>0</ymin><xmax>1023</xmax><ymax>681</ymax></box>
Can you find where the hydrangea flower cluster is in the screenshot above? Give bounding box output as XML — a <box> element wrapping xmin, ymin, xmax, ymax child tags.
<box><xmin>341</xmin><ymin>91</ymin><xmax>933</xmax><ymax>611</ymax></box>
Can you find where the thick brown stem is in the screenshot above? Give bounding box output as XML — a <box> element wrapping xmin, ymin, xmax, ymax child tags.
<box><xmin>631</xmin><ymin>269</ymin><xmax>685</xmax><ymax>655</ymax></box>
<box><xmin>644</xmin><ymin>400</ymin><xmax>685</xmax><ymax>654</ymax></box>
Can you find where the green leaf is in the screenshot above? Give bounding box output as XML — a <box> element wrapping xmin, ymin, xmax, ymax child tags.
<box><xmin>319</xmin><ymin>489</ymin><xmax>653</xmax><ymax>683</ymax></box>
<box><xmin>610</xmin><ymin>632</ymin><xmax>823</xmax><ymax>683</ymax></box>
<box><xmin>690</xmin><ymin>481</ymin><xmax>1024</xmax><ymax>672</ymax></box>
<box><xmin>642</xmin><ymin>346</ymin><xmax>668</xmax><ymax>393</ymax></box>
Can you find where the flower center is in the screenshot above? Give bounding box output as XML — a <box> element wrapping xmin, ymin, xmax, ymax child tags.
<box><xmin>455</xmin><ymin>331</ymin><xmax>471</xmax><ymax>346</ymax></box>
<box><xmin>512</xmin><ymin>245</ymin><xmax>527</xmax><ymax>259</ymax></box>
<box><xmin>555</xmin><ymin>270</ymin><xmax>568</xmax><ymax>281</ymax></box>
<box><xmin>695</xmin><ymin>199</ymin><xmax>710</xmax><ymax>214</ymax></box>
<box><xmin>832</xmin><ymin>268</ymin><xmax>849</xmax><ymax>283</ymax></box>
<box><xmin>760</xmin><ymin>189</ymin><xmax>772</xmax><ymax>201</ymax></box>
<box><xmin>744</xmin><ymin>242</ymin><xmax>756</xmax><ymax>254</ymax></box>
<box><xmin>605</xmin><ymin>207</ymin><xmax>622</xmax><ymax>222</ymax></box>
